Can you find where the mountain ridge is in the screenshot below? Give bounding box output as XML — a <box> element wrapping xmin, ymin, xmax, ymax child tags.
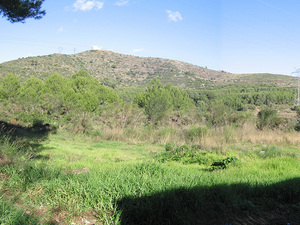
<box><xmin>0</xmin><ymin>50</ymin><xmax>296</xmax><ymax>89</ymax></box>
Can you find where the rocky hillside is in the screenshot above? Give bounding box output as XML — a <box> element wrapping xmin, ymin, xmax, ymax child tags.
<box><xmin>0</xmin><ymin>50</ymin><xmax>296</xmax><ymax>88</ymax></box>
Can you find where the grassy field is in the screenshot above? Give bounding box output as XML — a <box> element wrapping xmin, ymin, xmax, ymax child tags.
<box><xmin>1</xmin><ymin>51</ymin><xmax>300</xmax><ymax>225</ymax></box>
<box><xmin>1</xmin><ymin>129</ymin><xmax>299</xmax><ymax>225</ymax></box>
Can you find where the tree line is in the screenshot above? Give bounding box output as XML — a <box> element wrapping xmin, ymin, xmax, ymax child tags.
<box><xmin>0</xmin><ymin>72</ymin><xmax>298</xmax><ymax>130</ymax></box>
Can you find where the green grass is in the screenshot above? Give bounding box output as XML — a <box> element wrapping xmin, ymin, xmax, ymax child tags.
<box><xmin>0</xmin><ymin>198</ymin><xmax>39</xmax><ymax>225</ymax></box>
<box><xmin>1</xmin><ymin>130</ymin><xmax>300</xmax><ymax>224</ymax></box>
<box><xmin>38</xmin><ymin>130</ymin><xmax>163</xmax><ymax>169</ymax></box>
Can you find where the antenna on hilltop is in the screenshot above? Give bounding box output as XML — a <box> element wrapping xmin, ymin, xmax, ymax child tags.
<box><xmin>58</xmin><ymin>47</ymin><xmax>63</xmax><ymax>54</ymax></box>
<box><xmin>291</xmin><ymin>68</ymin><xmax>300</xmax><ymax>107</ymax></box>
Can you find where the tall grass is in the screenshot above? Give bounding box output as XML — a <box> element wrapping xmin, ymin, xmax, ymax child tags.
<box><xmin>1</xmin><ymin>157</ymin><xmax>299</xmax><ymax>224</ymax></box>
<box><xmin>1</xmin><ymin>129</ymin><xmax>299</xmax><ymax>224</ymax></box>
<box><xmin>0</xmin><ymin>103</ymin><xmax>299</xmax><ymax>224</ymax></box>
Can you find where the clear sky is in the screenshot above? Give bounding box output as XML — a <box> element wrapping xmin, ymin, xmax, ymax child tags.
<box><xmin>1</xmin><ymin>0</ymin><xmax>300</xmax><ymax>75</ymax></box>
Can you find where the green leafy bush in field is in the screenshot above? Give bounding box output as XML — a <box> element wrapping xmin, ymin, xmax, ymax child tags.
<box><xmin>165</xmin><ymin>142</ymin><xmax>176</xmax><ymax>152</ymax></box>
<box><xmin>159</xmin><ymin>143</ymin><xmax>240</xmax><ymax>169</ymax></box>
<box><xmin>158</xmin><ymin>144</ymin><xmax>221</xmax><ymax>165</ymax></box>
<box><xmin>209</xmin><ymin>156</ymin><xmax>238</xmax><ymax>171</ymax></box>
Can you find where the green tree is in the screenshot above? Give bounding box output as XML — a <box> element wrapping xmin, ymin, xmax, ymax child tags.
<box><xmin>97</xmin><ymin>85</ymin><xmax>120</xmax><ymax>104</ymax></box>
<box><xmin>19</xmin><ymin>76</ymin><xmax>45</xmax><ymax>102</ymax></box>
<box><xmin>165</xmin><ymin>83</ymin><xmax>193</xmax><ymax>110</ymax></box>
<box><xmin>0</xmin><ymin>0</ymin><xmax>46</xmax><ymax>23</ymax></box>
<box><xmin>134</xmin><ymin>78</ymin><xmax>193</xmax><ymax>121</ymax></box>
<box><xmin>0</xmin><ymin>73</ymin><xmax>20</xmax><ymax>99</ymax></box>
<box><xmin>43</xmin><ymin>73</ymin><xmax>70</xmax><ymax>115</ymax></box>
<box><xmin>71</xmin><ymin>70</ymin><xmax>121</xmax><ymax>112</ymax></box>
<box><xmin>76</xmin><ymin>91</ymin><xmax>99</xmax><ymax>112</ymax></box>
<box><xmin>144</xmin><ymin>88</ymin><xmax>172</xmax><ymax>121</ymax></box>
<box><xmin>71</xmin><ymin>69</ymin><xmax>91</xmax><ymax>79</ymax></box>
<box><xmin>44</xmin><ymin>73</ymin><xmax>69</xmax><ymax>96</ymax></box>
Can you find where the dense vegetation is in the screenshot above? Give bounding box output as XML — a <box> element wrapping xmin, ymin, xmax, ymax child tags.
<box><xmin>1</xmin><ymin>71</ymin><xmax>298</xmax><ymax>130</ymax></box>
<box><xmin>0</xmin><ymin>71</ymin><xmax>299</xmax><ymax>224</ymax></box>
<box><xmin>188</xmin><ymin>84</ymin><xmax>296</xmax><ymax>109</ymax></box>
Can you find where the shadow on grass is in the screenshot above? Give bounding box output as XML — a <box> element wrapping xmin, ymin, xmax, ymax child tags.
<box><xmin>117</xmin><ymin>178</ymin><xmax>300</xmax><ymax>225</ymax></box>
<box><xmin>0</xmin><ymin>120</ymin><xmax>55</xmax><ymax>160</ymax></box>
<box><xmin>0</xmin><ymin>120</ymin><xmax>54</xmax><ymax>139</ymax></box>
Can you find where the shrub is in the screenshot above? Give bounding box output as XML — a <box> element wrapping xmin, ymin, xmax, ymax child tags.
<box><xmin>257</xmin><ymin>109</ymin><xmax>282</xmax><ymax>130</ymax></box>
<box><xmin>158</xmin><ymin>144</ymin><xmax>211</xmax><ymax>165</ymax></box>
<box><xmin>209</xmin><ymin>156</ymin><xmax>238</xmax><ymax>171</ymax></box>
<box><xmin>185</xmin><ymin>126</ymin><xmax>208</xmax><ymax>142</ymax></box>
<box><xmin>134</xmin><ymin>78</ymin><xmax>194</xmax><ymax>122</ymax></box>
<box><xmin>165</xmin><ymin>142</ymin><xmax>175</xmax><ymax>152</ymax></box>
<box><xmin>206</xmin><ymin>103</ymin><xmax>233</xmax><ymax>127</ymax></box>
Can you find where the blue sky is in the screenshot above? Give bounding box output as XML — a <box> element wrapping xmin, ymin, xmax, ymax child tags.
<box><xmin>1</xmin><ymin>0</ymin><xmax>300</xmax><ymax>75</ymax></box>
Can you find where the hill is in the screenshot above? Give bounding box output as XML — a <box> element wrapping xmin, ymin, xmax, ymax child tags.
<box><xmin>0</xmin><ymin>50</ymin><xmax>297</xmax><ymax>88</ymax></box>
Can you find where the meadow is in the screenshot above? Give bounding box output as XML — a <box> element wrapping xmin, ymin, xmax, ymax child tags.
<box><xmin>0</xmin><ymin>72</ymin><xmax>300</xmax><ymax>224</ymax></box>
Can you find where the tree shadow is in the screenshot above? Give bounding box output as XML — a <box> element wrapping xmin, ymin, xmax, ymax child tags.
<box><xmin>0</xmin><ymin>120</ymin><xmax>55</xmax><ymax>160</ymax></box>
<box><xmin>117</xmin><ymin>178</ymin><xmax>300</xmax><ymax>225</ymax></box>
<box><xmin>0</xmin><ymin>120</ymin><xmax>54</xmax><ymax>138</ymax></box>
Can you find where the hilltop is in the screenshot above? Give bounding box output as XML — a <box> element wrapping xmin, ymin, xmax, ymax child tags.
<box><xmin>0</xmin><ymin>50</ymin><xmax>297</xmax><ymax>88</ymax></box>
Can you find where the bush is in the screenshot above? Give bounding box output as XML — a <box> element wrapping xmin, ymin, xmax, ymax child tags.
<box><xmin>185</xmin><ymin>126</ymin><xmax>208</xmax><ymax>142</ymax></box>
<box><xmin>134</xmin><ymin>78</ymin><xmax>194</xmax><ymax>122</ymax></box>
<box><xmin>209</xmin><ymin>156</ymin><xmax>238</xmax><ymax>171</ymax></box>
<box><xmin>206</xmin><ymin>103</ymin><xmax>233</xmax><ymax>127</ymax></box>
<box><xmin>144</xmin><ymin>88</ymin><xmax>172</xmax><ymax>121</ymax></box>
<box><xmin>165</xmin><ymin>142</ymin><xmax>175</xmax><ymax>152</ymax></box>
<box><xmin>158</xmin><ymin>144</ymin><xmax>213</xmax><ymax>165</ymax></box>
<box><xmin>257</xmin><ymin>109</ymin><xmax>282</xmax><ymax>130</ymax></box>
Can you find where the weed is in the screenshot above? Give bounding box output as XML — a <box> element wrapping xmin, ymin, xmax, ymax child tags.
<box><xmin>209</xmin><ymin>156</ymin><xmax>238</xmax><ymax>171</ymax></box>
<box><xmin>158</xmin><ymin>144</ymin><xmax>219</xmax><ymax>166</ymax></box>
